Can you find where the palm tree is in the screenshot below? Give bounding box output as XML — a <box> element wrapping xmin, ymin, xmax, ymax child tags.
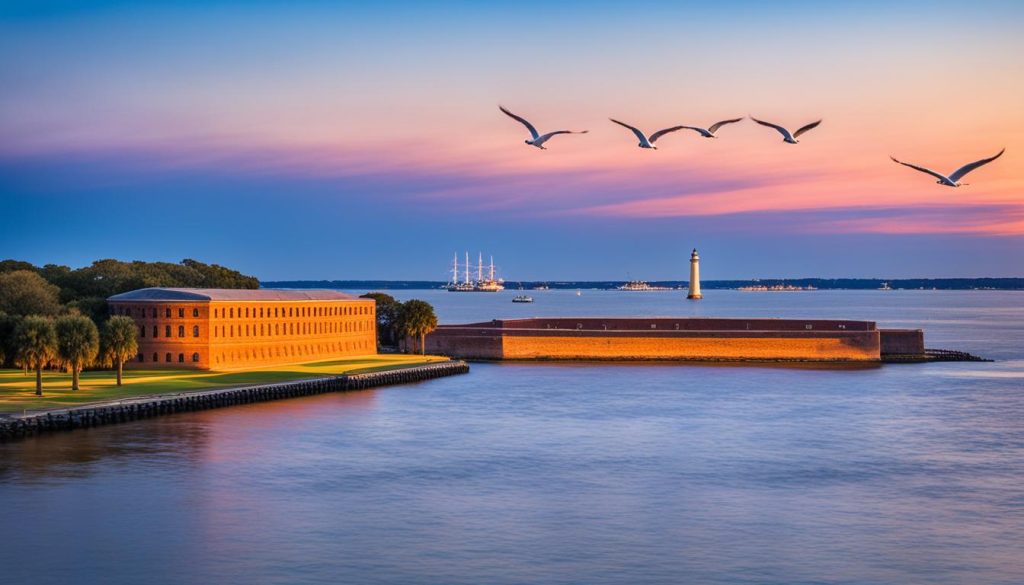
<box><xmin>101</xmin><ymin>315</ymin><xmax>138</xmax><ymax>386</ymax></box>
<box><xmin>399</xmin><ymin>300</ymin><xmax>438</xmax><ymax>355</ymax></box>
<box><xmin>14</xmin><ymin>316</ymin><xmax>58</xmax><ymax>396</ymax></box>
<box><xmin>55</xmin><ymin>314</ymin><xmax>100</xmax><ymax>392</ymax></box>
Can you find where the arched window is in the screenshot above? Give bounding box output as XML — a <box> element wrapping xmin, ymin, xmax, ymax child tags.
<box><xmin>178</xmin><ymin>325</ymin><xmax>185</xmax><ymax>337</ymax></box>
<box><xmin>153</xmin><ymin>352</ymin><xmax>158</xmax><ymax>362</ymax></box>
<box><xmin>193</xmin><ymin>308</ymin><xmax>199</xmax><ymax>317</ymax></box>
<box><xmin>245</xmin><ymin>307</ymin><xmax>250</xmax><ymax>318</ymax></box>
<box><xmin>230</xmin><ymin>308</ymin><xmax>234</xmax><ymax>318</ymax></box>
<box><xmin>178</xmin><ymin>353</ymin><xmax>184</xmax><ymax>363</ymax></box>
<box><xmin>192</xmin><ymin>325</ymin><xmax>199</xmax><ymax>337</ymax></box>
<box><xmin>165</xmin><ymin>353</ymin><xmax>172</xmax><ymax>363</ymax></box>
<box><xmin>140</xmin><ymin>326</ymin><xmax>146</xmax><ymax>338</ymax></box>
<box><xmin>192</xmin><ymin>352</ymin><xmax>200</xmax><ymax>362</ymax></box>
<box><xmin>153</xmin><ymin>325</ymin><xmax>158</xmax><ymax>337</ymax></box>
<box><xmin>178</xmin><ymin>308</ymin><xmax>185</xmax><ymax>318</ymax></box>
<box><xmin>165</xmin><ymin>325</ymin><xmax>171</xmax><ymax>337</ymax></box>
<box><xmin>151</xmin><ymin>308</ymin><xmax>157</xmax><ymax>318</ymax></box>
<box><xmin>165</xmin><ymin>308</ymin><xmax>171</xmax><ymax>318</ymax></box>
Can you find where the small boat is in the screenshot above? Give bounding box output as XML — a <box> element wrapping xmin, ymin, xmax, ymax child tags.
<box><xmin>576</xmin><ymin>289</ymin><xmax>582</xmax><ymax>296</ymax></box>
<box><xmin>512</xmin><ymin>295</ymin><xmax>534</xmax><ymax>303</ymax></box>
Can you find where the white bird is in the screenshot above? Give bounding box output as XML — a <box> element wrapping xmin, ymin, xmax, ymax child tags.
<box><xmin>751</xmin><ymin>117</ymin><xmax>822</xmax><ymax>144</ymax></box>
<box><xmin>499</xmin><ymin>106</ymin><xmax>587</xmax><ymax>149</ymax></box>
<box><xmin>890</xmin><ymin>149</ymin><xmax>1005</xmax><ymax>187</ymax></box>
<box><xmin>609</xmin><ymin>119</ymin><xmax>686</xmax><ymax>149</ymax></box>
<box><xmin>679</xmin><ymin>117</ymin><xmax>745</xmax><ymax>139</ymax></box>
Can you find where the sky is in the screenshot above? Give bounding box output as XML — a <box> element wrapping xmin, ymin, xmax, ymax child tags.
<box><xmin>1</xmin><ymin>0</ymin><xmax>1022</xmax><ymax>280</ymax></box>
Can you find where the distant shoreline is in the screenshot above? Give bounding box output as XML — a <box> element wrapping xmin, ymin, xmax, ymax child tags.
<box><xmin>261</xmin><ymin>278</ymin><xmax>1024</xmax><ymax>291</ymax></box>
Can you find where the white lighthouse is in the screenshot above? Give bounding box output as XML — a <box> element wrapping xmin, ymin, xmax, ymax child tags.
<box><xmin>687</xmin><ymin>248</ymin><xmax>703</xmax><ymax>300</ymax></box>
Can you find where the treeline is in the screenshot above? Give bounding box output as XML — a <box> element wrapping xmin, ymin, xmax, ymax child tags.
<box><xmin>0</xmin><ymin>258</ymin><xmax>259</xmax><ymax>323</ymax></box>
<box><xmin>0</xmin><ymin>258</ymin><xmax>259</xmax><ymax>388</ymax></box>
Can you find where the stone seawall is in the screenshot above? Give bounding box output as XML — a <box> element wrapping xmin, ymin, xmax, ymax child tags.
<box><xmin>0</xmin><ymin>361</ymin><xmax>469</xmax><ymax>442</ymax></box>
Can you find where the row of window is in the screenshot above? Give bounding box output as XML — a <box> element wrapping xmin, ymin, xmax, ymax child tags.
<box><xmin>214</xmin><ymin>340</ymin><xmax>372</xmax><ymax>364</ymax></box>
<box><xmin>212</xmin><ymin>320</ymin><xmax>371</xmax><ymax>338</ymax></box>
<box><xmin>119</xmin><ymin>307</ymin><xmax>201</xmax><ymax>318</ymax></box>
<box><xmin>137</xmin><ymin>320</ymin><xmax>373</xmax><ymax>340</ymax></box>
<box><xmin>114</xmin><ymin>304</ymin><xmax>373</xmax><ymax>320</ymax></box>
<box><xmin>138</xmin><ymin>352</ymin><xmax>200</xmax><ymax>363</ymax></box>
<box><xmin>135</xmin><ymin>340</ymin><xmax>373</xmax><ymax>365</ymax></box>
<box><xmin>213</xmin><ymin>305</ymin><xmax>371</xmax><ymax>319</ymax></box>
<box><xmin>140</xmin><ymin>325</ymin><xmax>200</xmax><ymax>339</ymax></box>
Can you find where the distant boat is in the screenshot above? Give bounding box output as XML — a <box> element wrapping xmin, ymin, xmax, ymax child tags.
<box><xmin>512</xmin><ymin>295</ymin><xmax>534</xmax><ymax>303</ymax></box>
<box><xmin>738</xmin><ymin>284</ymin><xmax>817</xmax><ymax>292</ymax></box>
<box><xmin>879</xmin><ymin>282</ymin><xmax>893</xmax><ymax>291</ymax></box>
<box><xmin>576</xmin><ymin>289</ymin><xmax>582</xmax><ymax>296</ymax></box>
<box><xmin>533</xmin><ymin>284</ymin><xmax>550</xmax><ymax>291</ymax></box>
<box><xmin>616</xmin><ymin>280</ymin><xmax>670</xmax><ymax>291</ymax></box>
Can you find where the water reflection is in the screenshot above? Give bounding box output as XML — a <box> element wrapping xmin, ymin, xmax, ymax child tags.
<box><xmin>0</xmin><ymin>390</ymin><xmax>379</xmax><ymax>482</ymax></box>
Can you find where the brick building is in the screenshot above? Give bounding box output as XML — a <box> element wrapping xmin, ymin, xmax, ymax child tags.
<box><xmin>107</xmin><ymin>288</ymin><xmax>376</xmax><ymax>370</ymax></box>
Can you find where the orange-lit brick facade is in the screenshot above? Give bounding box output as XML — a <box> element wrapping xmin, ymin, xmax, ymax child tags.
<box><xmin>107</xmin><ymin>288</ymin><xmax>376</xmax><ymax>370</ymax></box>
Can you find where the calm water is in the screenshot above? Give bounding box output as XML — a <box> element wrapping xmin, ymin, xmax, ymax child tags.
<box><xmin>2</xmin><ymin>290</ymin><xmax>1023</xmax><ymax>585</ymax></box>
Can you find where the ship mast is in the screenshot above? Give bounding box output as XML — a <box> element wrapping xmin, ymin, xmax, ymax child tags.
<box><xmin>489</xmin><ymin>255</ymin><xmax>494</xmax><ymax>282</ymax></box>
<box><xmin>452</xmin><ymin>253</ymin><xmax>458</xmax><ymax>285</ymax></box>
<box><xmin>464</xmin><ymin>252</ymin><xmax>470</xmax><ymax>285</ymax></box>
<box><xmin>477</xmin><ymin>252</ymin><xmax>483</xmax><ymax>283</ymax></box>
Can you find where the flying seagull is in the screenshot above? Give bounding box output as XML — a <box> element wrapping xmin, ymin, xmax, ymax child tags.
<box><xmin>609</xmin><ymin>119</ymin><xmax>686</xmax><ymax>149</ymax></box>
<box><xmin>679</xmin><ymin>117</ymin><xmax>745</xmax><ymax>139</ymax></box>
<box><xmin>751</xmin><ymin>117</ymin><xmax>822</xmax><ymax>144</ymax></box>
<box><xmin>890</xmin><ymin>149</ymin><xmax>1005</xmax><ymax>187</ymax></box>
<box><xmin>499</xmin><ymin>106</ymin><xmax>587</xmax><ymax>149</ymax></box>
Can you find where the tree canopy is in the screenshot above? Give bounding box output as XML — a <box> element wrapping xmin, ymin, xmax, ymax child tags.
<box><xmin>0</xmin><ymin>270</ymin><xmax>62</xmax><ymax>316</ymax></box>
<box><xmin>0</xmin><ymin>258</ymin><xmax>260</xmax><ymax>324</ymax></box>
<box><xmin>361</xmin><ymin>292</ymin><xmax>402</xmax><ymax>346</ymax></box>
<box><xmin>55</xmin><ymin>314</ymin><xmax>100</xmax><ymax>391</ymax></box>
<box><xmin>101</xmin><ymin>315</ymin><xmax>139</xmax><ymax>386</ymax></box>
<box><xmin>399</xmin><ymin>299</ymin><xmax>438</xmax><ymax>355</ymax></box>
<box><xmin>14</xmin><ymin>316</ymin><xmax>58</xmax><ymax>396</ymax></box>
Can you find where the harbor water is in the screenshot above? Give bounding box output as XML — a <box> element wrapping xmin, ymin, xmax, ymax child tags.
<box><xmin>1</xmin><ymin>290</ymin><xmax>1022</xmax><ymax>584</ymax></box>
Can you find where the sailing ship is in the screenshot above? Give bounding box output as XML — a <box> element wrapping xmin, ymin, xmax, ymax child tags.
<box><xmin>446</xmin><ymin>252</ymin><xmax>505</xmax><ymax>292</ymax></box>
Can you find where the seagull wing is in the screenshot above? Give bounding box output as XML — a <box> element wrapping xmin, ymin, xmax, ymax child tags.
<box><xmin>649</xmin><ymin>126</ymin><xmax>686</xmax><ymax>143</ymax></box>
<box><xmin>499</xmin><ymin>106</ymin><xmax>540</xmax><ymax>140</ymax></box>
<box><xmin>750</xmin><ymin>117</ymin><xmax>794</xmax><ymax>141</ymax></box>
<box><xmin>609</xmin><ymin>118</ymin><xmax>649</xmax><ymax>143</ymax></box>
<box><xmin>793</xmin><ymin>119</ymin><xmax>822</xmax><ymax>138</ymax></box>
<box><xmin>679</xmin><ymin>126</ymin><xmax>713</xmax><ymax>137</ymax></box>
<box><xmin>707</xmin><ymin>117</ymin><xmax>744</xmax><ymax>134</ymax></box>
<box><xmin>531</xmin><ymin>130</ymin><xmax>588</xmax><ymax>148</ymax></box>
<box><xmin>890</xmin><ymin>156</ymin><xmax>951</xmax><ymax>183</ymax></box>
<box><xmin>948</xmin><ymin>148</ymin><xmax>1005</xmax><ymax>183</ymax></box>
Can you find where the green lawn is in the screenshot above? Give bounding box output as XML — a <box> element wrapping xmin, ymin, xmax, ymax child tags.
<box><xmin>0</xmin><ymin>354</ymin><xmax>449</xmax><ymax>414</ymax></box>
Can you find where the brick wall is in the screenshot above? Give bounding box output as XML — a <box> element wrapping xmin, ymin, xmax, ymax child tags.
<box><xmin>425</xmin><ymin>317</ymin><xmax>883</xmax><ymax>362</ymax></box>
